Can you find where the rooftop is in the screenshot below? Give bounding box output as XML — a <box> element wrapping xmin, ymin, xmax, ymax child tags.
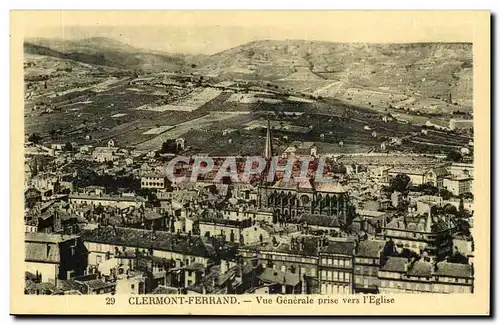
<box><xmin>407</xmin><ymin>260</ymin><xmax>433</xmax><ymax>277</ymax></box>
<box><xmin>435</xmin><ymin>262</ymin><xmax>473</xmax><ymax>278</ymax></box>
<box><xmin>381</xmin><ymin>256</ymin><xmax>407</xmax><ymax>273</ymax></box>
<box><xmin>320</xmin><ymin>241</ymin><xmax>355</xmax><ymax>256</ymax></box>
<box><xmin>297</xmin><ymin>213</ymin><xmax>341</xmax><ymax>228</ymax></box>
<box><xmin>258</xmin><ymin>268</ymin><xmax>300</xmax><ymax>286</ymax></box>
<box><xmin>356</xmin><ymin>240</ymin><xmax>386</xmax><ymax>258</ymax></box>
<box><xmin>69</xmin><ymin>193</ymin><xmax>147</xmax><ymax>203</ymax></box>
<box><xmin>25</xmin><ymin>232</ymin><xmax>79</xmax><ymax>244</ymax></box>
<box><xmin>151</xmin><ymin>285</ymin><xmax>180</xmax><ymax>294</ymax></box>
<box><xmin>81</xmin><ymin>226</ymin><xmax>215</xmax><ymax>258</ymax></box>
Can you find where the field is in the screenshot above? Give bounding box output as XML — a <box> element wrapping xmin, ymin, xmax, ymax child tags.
<box><xmin>24</xmin><ymin>39</ymin><xmax>474</xmax><ymax>158</ymax></box>
<box><xmin>135</xmin><ymin>87</ymin><xmax>223</xmax><ymax>112</ymax></box>
<box><xmin>135</xmin><ymin>112</ymin><xmax>253</xmax><ymax>151</ymax></box>
<box><xmin>142</xmin><ymin>126</ymin><xmax>174</xmax><ymax>135</ymax></box>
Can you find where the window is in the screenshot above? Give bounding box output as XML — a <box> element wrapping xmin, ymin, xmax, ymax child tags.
<box><xmin>96</xmin><ymin>255</ymin><xmax>102</xmax><ymax>264</ymax></box>
<box><xmin>188</xmin><ymin>271</ymin><xmax>192</xmax><ymax>277</ymax></box>
<box><xmin>333</xmin><ymin>259</ymin><xmax>338</xmax><ymax>267</ymax></box>
<box><xmin>327</xmin><ymin>270</ymin><xmax>332</xmax><ymax>280</ymax></box>
<box><xmin>339</xmin><ymin>259</ymin><xmax>345</xmax><ymax>268</ymax></box>
<box><xmin>333</xmin><ymin>271</ymin><xmax>338</xmax><ymax>280</ymax></box>
<box><xmin>321</xmin><ymin>270</ymin><xmax>327</xmax><ymax>279</ymax></box>
<box><xmin>131</xmin><ymin>284</ymin><xmax>135</xmax><ymax>290</ymax></box>
<box><xmin>345</xmin><ymin>260</ymin><xmax>351</xmax><ymax>268</ymax></box>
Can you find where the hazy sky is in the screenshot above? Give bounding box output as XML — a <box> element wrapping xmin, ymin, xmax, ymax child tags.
<box><xmin>20</xmin><ymin>11</ymin><xmax>477</xmax><ymax>55</ymax></box>
<box><xmin>25</xmin><ymin>25</ymin><xmax>295</xmax><ymax>55</ymax></box>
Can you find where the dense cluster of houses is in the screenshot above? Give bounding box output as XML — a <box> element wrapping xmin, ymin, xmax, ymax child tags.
<box><xmin>24</xmin><ymin>124</ymin><xmax>475</xmax><ymax>296</ymax></box>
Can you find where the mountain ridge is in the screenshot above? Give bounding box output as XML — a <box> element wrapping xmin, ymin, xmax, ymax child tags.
<box><xmin>24</xmin><ymin>37</ymin><xmax>185</xmax><ymax>71</ymax></box>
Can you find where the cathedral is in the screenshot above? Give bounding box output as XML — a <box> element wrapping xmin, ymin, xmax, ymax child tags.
<box><xmin>257</xmin><ymin>119</ymin><xmax>353</xmax><ymax>225</ymax></box>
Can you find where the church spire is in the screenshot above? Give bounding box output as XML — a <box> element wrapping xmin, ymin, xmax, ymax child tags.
<box><xmin>425</xmin><ymin>208</ymin><xmax>433</xmax><ymax>233</ymax></box>
<box><xmin>265</xmin><ymin>118</ymin><xmax>273</xmax><ymax>160</ymax></box>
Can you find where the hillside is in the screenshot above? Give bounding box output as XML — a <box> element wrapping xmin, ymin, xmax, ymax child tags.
<box><xmin>196</xmin><ymin>40</ymin><xmax>473</xmax><ymax>106</ymax></box>
<box><xmin>24</xmin><ymin>37</ymin><xmax>186</xmax><ymax>71</ymax></box>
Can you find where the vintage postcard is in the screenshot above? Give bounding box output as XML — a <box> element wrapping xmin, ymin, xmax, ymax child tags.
<box><xmin>10</xmin><ymin>10</ymin><xmax>490</xmax><ymax>315</ymax></box>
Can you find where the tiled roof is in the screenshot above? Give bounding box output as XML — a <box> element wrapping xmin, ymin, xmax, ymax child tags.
<box><xmin>25</xmin><ymin>281</ymin><xmax>61</xmax><ymax>295</ymax></box>
<box><xmin>25</xmin><ymin>242</ymin><xmax>60</xmax><ymax>263</ymax></box>
<box><xmin>298</xmin><ymin>213</ymin><xmax>341</xmax><ymax>228</ymax></box>
<box><xmin>81</xmin><ymin>226</ymin><xmax>215</xmax><ymax>258</ymax></box>
<box><xmin>144</xmin><ymin>209</ymin><xmax>164</xmax><ymax>221</ymax></box>
<box><xmin>69</xmin><ymin>193</ymin><xmax>146</xmax><ymax>203</ymax></box>
<box><xmin>320</xmin><ymin>241</ymin><xmax>355</xmax><ymax>256</ymax></box>
<box><xmin>25</xmin><ymin>232</ymin><xmax>79</xmax><ymax>244</ymax></box>
<box><xmin>258</xmin><ymin>268</ymin><xmax>300</xmax><ymax>286</ymax></box>
<box><xmin>381</xmin><ymin>257</ymin><xmax>407</xmax><ymax>273</ymax></box>
<box><xmin>151</xmin><ymin>285</ymin><xmax>179</xmax><ymax>294</ymax></box>
<box><xmin>183</xmin><ymin>263</ymin><xmax>205</xmax><ymax>272</ymax></box>
<box><xmin>356</xmin><ymin>240</ymin><xmax>386</xmax><ymax>258</ymax></box>
<box><xmin>25</xmin><ymin>271</ymin><xmax>37</xmax><ymax>281</ymax></box>
<box><xmin>408</xmin><ymin>260</ymin><xmax>433</xmax><ymax>277</ymax></box>
<box><xmin>431</xmin><ymin>167</ymin><xmax>450</xmax><ymax>177</ymax></box>
<box><xmin>85</xmin><ymin>279</ymin><xmax>115</xmax><ymax>290</ymax></box>
<box><xmin>435</xmin><ymin>262</ymin><xmax>473</xmax><ymax>278</ymax></box>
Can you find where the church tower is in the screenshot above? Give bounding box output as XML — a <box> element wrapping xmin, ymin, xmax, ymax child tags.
<box><xmin>258</xmin><ymin>118</ymin><xmax>274</xmax><ymax>209</ymax></box>
<box><xmin>264</xmin><ymin>118</ymin><xmax>273</xmax><ymax>161</ymax></box>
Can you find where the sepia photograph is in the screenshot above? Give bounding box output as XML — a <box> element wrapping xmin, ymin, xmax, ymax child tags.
<box><xmin>10</xmin><ymin>10</ymin><xmax>491</xmax><ymax>315</ymax></box>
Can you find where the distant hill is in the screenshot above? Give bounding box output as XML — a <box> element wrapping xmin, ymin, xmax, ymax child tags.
<box><xmin>195</xmin><ymin>40</ymin><xmax>473</xmax><ymax>103</ymax></box>
<box><xmin>24</xmin><ymin>37</ymin><xmax>186</xmax><ymax>71</ymax></box>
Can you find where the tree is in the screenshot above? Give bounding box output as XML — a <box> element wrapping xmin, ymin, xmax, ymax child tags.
<box><xmin>28</xmin><ymin>133</ymin><xmax>42</xmax><ymax>144</ymax></box>
<box><xmin>459</xmin><ymin>198</ymin><xmax>465</xmax><ymax>213</ymax></box>
<box><xmin>446</xmin><ymin>150</ymin><xmax>462</xmax><ymax>162</ymax></box>
<box><xmin>442</xmin><ymin>204</ymin><xmax>458</xmax><ymax>216</ymax></box>
<box><xmin>449</xmin><ymin>251</ymin><xmax>468</xmax><ymax>264</ymax></box>
<box><xmin>439</xmin><ymin>188</ymin><xmax>453</xmax><ymax>200</ymax></box>
<box><xmin>160</xmin><ymin>139</ymin><xmax>178</xmax><ymax>154</ymax></box>
<box><xmin>49</xmin><ymin>129</ymin><xmax>58</xmax><ymax>139</ymax></box>
<box><xmin>414</xmin><ymin>183</ymin><xmax>439</xmax><ymax>195</ymax></box>
<box><xmin>389</xmin><ymin>173</ymin><xmax>411</xmax><ymax>193</ymax></box>
<box><xmin>64</xmin><ymin>142</ymin><xmax>73</xmax><ymax>152</ymax></box>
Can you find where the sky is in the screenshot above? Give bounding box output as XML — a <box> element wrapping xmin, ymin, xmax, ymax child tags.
<box><xmin>24</xmin><ymin>25</ymin><xmax>293</xmax><ymax>55</ymax></box>
<box><xmin>19</xmin><ymin>11</ymin><xmax>478</xmax><ymax>55</ymax></box>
